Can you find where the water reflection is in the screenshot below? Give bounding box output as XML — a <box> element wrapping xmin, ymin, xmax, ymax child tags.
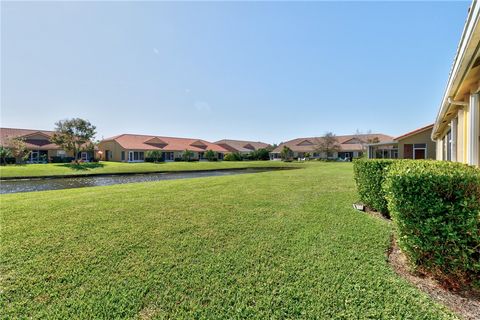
<box><xmin>0</xmin><ymin>168</ymin><xmax>284</xmax><ymax>194</ymax></box>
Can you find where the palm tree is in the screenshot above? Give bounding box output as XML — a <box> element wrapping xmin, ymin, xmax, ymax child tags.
<box><xmin>183</xmin><ymin>149</ymin><xmax>194</xmax><ymax>161</ymax></box>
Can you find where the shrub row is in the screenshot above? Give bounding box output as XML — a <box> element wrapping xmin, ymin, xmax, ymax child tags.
<box><xmin>50</xmin><ymin>156</ymin><xmax>75</xmax><ymax>163</ymax></box>
<box><xmin>353</xmin><ymin>159</ymin><xmax>395</xmax><ymax>215</ymax></box>
<box><xmin>354</xmin><ymin>159</ymin><xmax>480</xmax><ymax>288</ymax></box>
<box><xmin>223</xmin><ymin>149</ymin><xmax>271</xmax><ymax>161</ymax></box>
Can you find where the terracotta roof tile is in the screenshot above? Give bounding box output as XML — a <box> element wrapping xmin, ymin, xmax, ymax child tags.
<box><xmin>271</xmin><ymin>133</ymin><xmax>394</xmax><ymax>153</ymax></box>
<box><xmin>214</xmin><ymin>139</ymin><xmax>270</xmax><ymax>153</ymax></box>
<box><xmin>394</xmin><ymin>124</ymin><xmax>434</xmax><ymax>141</ymax></box>
<box><xmin>102</xmin><ymin>134</ymin><xmax>229</xmax><ymax>153</ymax></box>
<box><xmin>0</xmin><ymin>127</ymin><xmax>62</xmax><ymax>150</ymax></box>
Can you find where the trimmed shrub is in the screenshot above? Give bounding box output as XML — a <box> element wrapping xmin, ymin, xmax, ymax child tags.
<box><xmin>353</xmin><ymin>159</ymin><xmax>396</xmax><ymax>215</ymax></box>
<box><xmin>224</xmin><ymin>153</ymin><xmax>243</xmax><ymax>161</ymax></box>
<box><xmin>205</xmin><ymin>150</ymin><xmax>216</xmax><ymax>161</ymax></box>
<box><xmin>248</xmin><ymin>148</ymin><xmax>270</xmax><ymax>161</ymax></box>
<box><xmin>50</xmin><ymin>156</ymin><xmax>75</xmax><ymax>163</ymax></box>
<box><xmin>146</xmin><ymin>150</ymin><xmax>163</xmax><ymax>163</ymax></box>
<box><xmin>384</xmin><ymin>160</ymin><xmax>480</xmax><ymax>288</ymax></box>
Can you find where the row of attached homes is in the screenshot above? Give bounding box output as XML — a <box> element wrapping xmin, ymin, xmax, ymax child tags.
<box><xmin>0</xmin><ymin>129</ymin><xmax>274</xmax><ymax>163</ymax></box>
<box><xmin>0</xmin><ymin>126</ymin><xmax>436</xmax><ymax>164</ymax></box>
<box><xmin>1</xmin><ymin>1</ymin><xmax>479</xmax><ymax>167</ymax></box>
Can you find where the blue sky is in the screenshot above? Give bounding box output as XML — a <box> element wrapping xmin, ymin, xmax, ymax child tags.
<box><xmin>0</xmin><ymin>1</ymin><xmax>470</xmax><ymax>143</ymax></box>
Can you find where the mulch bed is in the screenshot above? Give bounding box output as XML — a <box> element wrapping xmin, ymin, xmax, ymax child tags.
<box><xmin>353</xmin><ymin>203</ymin><xmax>480</xmax><ymax>320</ymax></box>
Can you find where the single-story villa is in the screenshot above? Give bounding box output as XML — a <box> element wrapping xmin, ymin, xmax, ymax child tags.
<box><xmin>431</xmin><ymin>1</ymin><xmax>480</xmax><ymax>166</ymax></box>
<box><xmin>0</xmin><ymin>127</ymin><xmax>94</xmax><ymax>163</ymax></box>
<box><xmin>98</xmin><ymin>134</ymin><xmax>228</xmax><ymax>162</ymax></box>
<box><xmin>214</xmin><ymin>139</ymin><xmax>271</xmax><ymax>155</ymax></box>
<box><xmin>367</xmin><ymin>124</ymin><xmax>436</xmax><ymax>159</ymax></box>
<box><xmin>270</xmin><ymin>134</ymin><xmax>393</xmax><ymax>160</ymax></box>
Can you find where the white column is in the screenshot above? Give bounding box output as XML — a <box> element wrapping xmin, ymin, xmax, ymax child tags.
<box><xmin>469</xmin><ymin>93</ymin><xmax>479</xmax><ymax>166</ymax></box>
<box><xmin>436</xmin><ymin>139</ymin><xmax>443</xmax><ymax>160</ymax></box>
<box><xmin>451</xmin><ymin>118</ymin><xmax>457</xmax><ymax>162</ymax></box>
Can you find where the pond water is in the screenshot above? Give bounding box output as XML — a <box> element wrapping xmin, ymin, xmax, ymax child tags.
<box><xmin>0</xmin><ymin>168</ymin><xmax>285</xmax><ymax>194</ymax></box>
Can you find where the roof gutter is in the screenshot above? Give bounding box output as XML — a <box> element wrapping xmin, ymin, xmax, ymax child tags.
<box><xmin>447</xmin><ymin>97</ymin><xmax>469</xmax><ymax>106</ymax></box>
<box><xmin>432</xmin><ymin>0</ymin><xmax>480</xmax><ymax>140</ymax></box>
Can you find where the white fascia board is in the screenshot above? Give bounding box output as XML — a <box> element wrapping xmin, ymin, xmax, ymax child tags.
<box><xmin>432</xmin><ymin>0</ymin><xmax>480</xmax><ymax>139</ymax></box>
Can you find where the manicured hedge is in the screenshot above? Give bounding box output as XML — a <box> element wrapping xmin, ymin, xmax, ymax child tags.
<box><xmin>353</xmin><ymin>159</ymin><xmax>396</xmax><ymax>215</ymax></box>
<box><xmin>224</xmin><ymin>153</ymin><xmax>243</xmax><ymax>161</ymax></box>
<box><xmin>384</xmin><ymin>160</ymin><xmax>480</xmax><ymax>287</ymax></box>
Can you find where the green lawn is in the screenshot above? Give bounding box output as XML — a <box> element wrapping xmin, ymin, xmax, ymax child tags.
<box><xmin>0</xmin><ymin>162</ymin><xmax>455</xmax><ymax>319</ymax></box>
<box><xmin>0</xmin><ymin>161</ymin><xmax>298</xmax><ymax>179</ymax></box>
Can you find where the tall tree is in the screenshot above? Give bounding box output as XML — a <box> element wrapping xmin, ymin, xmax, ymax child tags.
<box><xmin>51</xmin><ymin>118</ymin><xmax>96</xmax><ymax>162</ymax></box>
<box><xmin>280</xmin><ymin>146</ymin><xmax>293</xmax><ymax>161</ymax></box>
<box><xmin>8</xmin><ymin>137</ymin><xmax>30</xmax><ymax>163</ymax></box>
<box><xmin>316</xmin><ymin>132</ymin><xmax>341</xmax><ymax>159</ymax></box>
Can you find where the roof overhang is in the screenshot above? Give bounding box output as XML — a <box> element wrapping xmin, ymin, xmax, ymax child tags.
<box><xmin>395</xmin><ymin>124</ymin><xmax>434</xmax><ymax>141</ymax></box>
<box><xmin>432</xmin><ymin>1</ymin><xmax>480</xmax><ymax>140</ymax></box>
<box><xmin>20</xmin><ymin>131</ymin><xmax>52</xmax><ymax>140</ymax></box>
<box><xmin>366</xmin><ymin>141</ymin><xmax>397</xmax><ymax>147</ymax></box>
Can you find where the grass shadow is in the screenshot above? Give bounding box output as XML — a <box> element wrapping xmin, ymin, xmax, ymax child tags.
<box><xmin>56</xmin><ymin>162</ymin><xmax>105</xmax><ymax>171</ymax></box>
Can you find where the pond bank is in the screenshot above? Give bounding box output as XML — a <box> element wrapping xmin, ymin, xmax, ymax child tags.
<box><xmin>0</xmin><ymin>167</ymin><xmax>296</xmax><ymax>194</ymax></box>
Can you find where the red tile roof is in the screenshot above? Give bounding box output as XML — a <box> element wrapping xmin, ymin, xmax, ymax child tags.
<box><xmin>394</xmin><ymin>124</ymin><xmax>434</xmax><ymax>141</ymax></box>
<box><xmin>271</xmin><ymin>134</ymin><xmax>393</xmax><ymax>153</ymax></box>
<box><xmin>214</xmin><ymin>139</ymin><xmax>270</xmax><ymax>153</ymax></box>
<box><xmin>0</xmin><ymin>127</ymin><xmax>62</xmax><ymax>150</ymax></box>
<box><xmin>102</xmin><ymin>134</ymin><xmax>229</xmax><ymax>153</ymax></box>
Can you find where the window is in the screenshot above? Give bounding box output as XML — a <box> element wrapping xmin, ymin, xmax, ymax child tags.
<box><xmin>57</xmin><ymin>150</ymin><xmax>66</xmax><ymax>157</ymax></box>
<box><xmin>165</xmin><ymin>152</ymin><xmax>174</xmax><ymax>161</ymax></box>
<box><xmin>446</xmin><ymin>130</ymin><xmax>452</xmax><ymax>161</ymax></box>
<box><xmin>121</xmin><ymin>151</ymin><xmax>125</xmax><ymax>161</ymax></box>
<box><xmin>80</xmin><ymin>152</ymin><xmax>88</xmax><ymax>161</ymax></box>
<box><xmin>413</xmin><ymin>143</ymin><xmax>427</xmax><ymax>160</ymax></box>
<box><xmin>128</xmin><ymin>151</ymin><xmax>145</xmax><ymax>162</ymax></box>
<box><xmin>30</xmin><ymin>150</ymin><xmax>39</xmax><ymax>163</ymax></box>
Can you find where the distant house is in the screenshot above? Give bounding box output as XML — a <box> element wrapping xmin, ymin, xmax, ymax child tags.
<box><xmin>270</xmin><ymin>134</ymin><xmax>393</xmax><ymax>160</ymax></box>
<box><xmin>367</xmin><ymin>124</ymin><xmax>436</xmax><ymax>159</ymax></box>
<box><xmin>214</xmin><ymin>139</ymin><xmax>271</xmax><ymax>155</ymax></box>
<box><xmin>98</xmin><ymin>134</ymin><xmax>228</xmax><ymax>162</ymax></box>
<box><xmin>0</xmin><ymin>127</ymin><xmax>94</xmax><ymax>163</ymax></box>
<box><xmin>432</xmin><ymin>1</ymin><xmax>480</xmax><ymax>166</ymax></box>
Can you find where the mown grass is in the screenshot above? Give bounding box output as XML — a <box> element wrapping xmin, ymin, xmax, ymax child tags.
<box><xmin>0</xmin><ymin>162</ymin><xmax>456</xmax><ymax>319</ymax></box>
<box><xmin>0</xmin><ymin>161</ymin><xmax>298</xmax><ymax>179</ymax></box>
